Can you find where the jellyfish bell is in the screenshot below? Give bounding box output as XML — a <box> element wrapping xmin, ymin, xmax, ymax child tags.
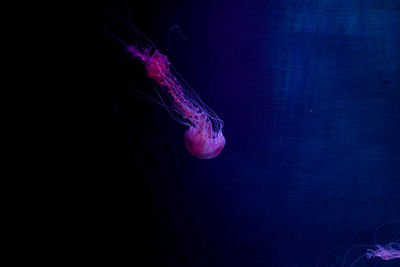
<box><xmin>182</xmin><ymin>104</ymin><xmax>225</xmax><ymax>159</ymax></box>
<box><xmin>184</xmin><ymin>126</ymin><xmax>225</xmax><ymax>160</ymax></box>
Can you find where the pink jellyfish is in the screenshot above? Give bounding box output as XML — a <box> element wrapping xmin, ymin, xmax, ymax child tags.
<box><xmin>127</xmin><ymin>46</ymin><xmax>225</xmax><ymax>159</ymax></box>
<box><xmin>366</xmin><ymin>243</ymin><xmax>400</xmax><ymax>261</ymax></box>
<box><xmin>363</xmin><ymin>220</ymin><xmax>400</xmax><ymax>262</ymax></box>
<box><xmin>316</xmin><ymin>220</ymin><xmax>400</xmax><ymax>267</ymax></box>
<box><xmin>106</xmin><ymin>14</ymin><xmax>225</xmax><ymax>159</ymax></box>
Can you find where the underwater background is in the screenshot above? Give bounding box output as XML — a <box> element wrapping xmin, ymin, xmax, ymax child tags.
<box><xmin>103</xmin><ymin>0</ymin><xmax>400</xmax><ymax>266</ymax></box>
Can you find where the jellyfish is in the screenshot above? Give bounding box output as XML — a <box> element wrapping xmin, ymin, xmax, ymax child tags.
<box><xmin>366</xmin><ymin>243</ymin><xmax>400</xmax><ymax>261</ymax></box>
<box><xmin>105</xmin><ymin>12</ymin><xmax>225</xmax><ymax>159</ymax></box>
<box><xmin>316</xmin><ymin>220</ymin><xmax>400</xmax><ymax>267</ymax></box>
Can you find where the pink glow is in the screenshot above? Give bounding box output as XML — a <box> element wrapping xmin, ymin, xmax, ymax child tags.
<box><xmin>184</xmin><ymin>125</ymin><xmax>225</xmax><ymax>159</ymax></box>
<box><xmin>366</xmin><ymin>243</ymin><xmax>400</xmax><ymax>261</ymax></box>
<box><xmin>126</xmin><ymin>45</ymin><xmax>225</xmax><ymax>159</ymax></box>
<box><xmin>316</xmin><ymin>220</ymin><xmax>400</xmax><ymax>266</ymax></box>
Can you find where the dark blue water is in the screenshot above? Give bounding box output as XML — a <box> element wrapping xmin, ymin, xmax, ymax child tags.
<box><xmin>103</xmin><ymin>1</ymin><xmax>400</xmax><ymax>266</ymax></box>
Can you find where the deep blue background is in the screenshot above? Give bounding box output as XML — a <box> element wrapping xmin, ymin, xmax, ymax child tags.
<box><xmin>103</xmin><ymin>1</ymin><xmax>400</xmax><ymax>266</ymax></box>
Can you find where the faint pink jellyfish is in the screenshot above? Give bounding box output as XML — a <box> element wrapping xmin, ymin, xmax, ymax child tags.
<box><xmin>106</xmin><ymin>15</ymin><xmax>225</xmax><ymax>159</ymax></box>
<box><xmin>316</xmin><ymin>220</ymin><xmax>400</xmax><ymax>267</ymax></box>
<box><xmin>362</xmin><ymin>220</ymin><xmax>400</xmax><ymax>263</ymax></box>
<box><xmin>366</xmin><ymin>243</ymin><xmax>400</xmax><ymax>261</ymax></box>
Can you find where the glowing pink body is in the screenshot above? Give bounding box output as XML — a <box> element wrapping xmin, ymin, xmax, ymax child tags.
<box><xmin>127</xmin><ymin>45</ymin><xmax>225</xmax><ymax>159</ymax></box>
<box><xmin>366</xmin><ymin>244</ymin><xmax>400</xmax><ymax>261</ymax></box>
<box><xmin>317</xmin><ymin>220</ymin><xmax>400</xmax><ymax>267</ymax></box>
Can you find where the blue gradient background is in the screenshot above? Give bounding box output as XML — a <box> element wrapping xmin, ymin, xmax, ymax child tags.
<box><xmin>104</xmin><ymin>1</ymin><xmax>400</xmax><ymax>266</ymax></box>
